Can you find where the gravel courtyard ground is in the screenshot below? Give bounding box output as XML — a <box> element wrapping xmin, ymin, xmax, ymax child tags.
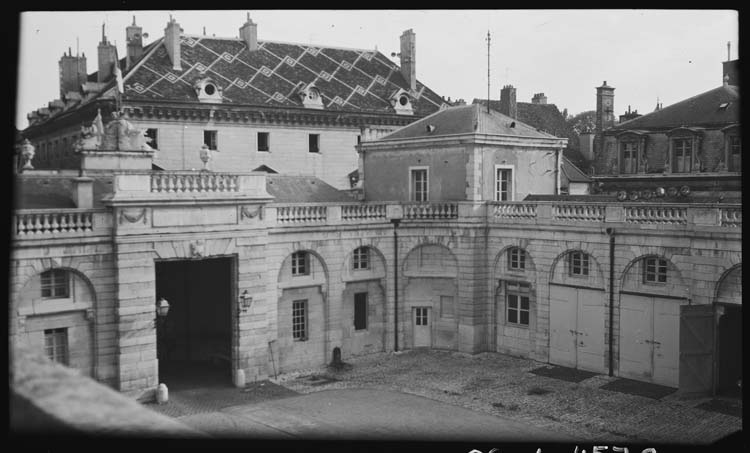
<box><xmin>272</xmin><ymin>349</ymin><xmax>742</xmax><ymax>444</ymax></box>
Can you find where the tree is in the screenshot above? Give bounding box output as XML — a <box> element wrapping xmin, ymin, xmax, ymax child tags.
<box><xmin>567</xmin><ymin>110</ymin><xmax>596</xmax><ymax>135</ymax></box>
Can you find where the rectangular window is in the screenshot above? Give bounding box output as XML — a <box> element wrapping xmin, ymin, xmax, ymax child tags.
<box><xmin>204</xmin><ymin>130</ymin><xmax>218</xmax><ymax>150</ymax></box>
<box><xmin>41</xmin><ymin>269</ymin><xmax>70</xmax><ymax>299</ymax></box>
<box><xmin>620</xmin><ymin>142</ymin><xmax>638</xmax><ymax>174</ymax></box>
<box><xmin>44</xmin><ymin>328</ymin><xmax>69</xmax><ymax>366</ymax></box>
<box><xmin>309</xmin><ymin>134</ymin><xmax>320</xmax><ymax>153</ymax></box>
<box><xmin>410</xmin><ymin>168</ymin><xmax>428</xmax><ymax>202</ymax></box>
<box><xmin>440</xmin><ymin>295</ymin><xmax>454</xmax><ymax>318</ymax></box>
<box><xmin>257</xmin><ymin>132</ymin><xmax>270</xmax><ymax>152</ymax></box>
<box><xmin>569</xmin><ymin>252</ymin><xmax>589</xmax><ymax>276</ymax></box>
<box><xmin>353</xmin><ymin>247</ymin><xmax>370</xmax><ymax>270</ymax></box>
<box><xmin>673</xmin><ymin>138</ymin><xmax>692</xmax><ymax>173</ymax></box>
<box><xmin>146</xmin><ymin>128</ymin><xmax>158</xmax><ymax>149</ymax></box>
<box><xmin>291</xmin><ymin>251</ymin><xmax>309</xmax><ymax>276</ymax></box>
<box><xmin>415</xmin><ymin>307</ymin><xmax>429</xmax><ymax>326</ymax></box>
<box><xmin>292</xmin><ymin>300</ymin><xmax>308</xmax><ymax>341</ymax></box>
<box><xmin>508</xmin><ymin>248</ymin><xmax>526</xmax><ymax>271</ymax></box>
<box><xmin>644</xmin><ymin>257</ymin><xmax>668</xmax><ymax>283</ymax></box>
<box><xmin>506</xmin><ymin>282</ymin><xmax>530</xmax><ymax>326</ymax></box>
<box><xmin>729</xmin><ymin>136</ymin><xmax>741</xmax><ymax>171</ymax></box>
<box><xmin>354</xmin><ymin>292</ymin><xmax>368</xmax><ymax>330</ymax></box>
<box><xmin>496</xmin><ymin>168</ymin><xmax>513</xmax><ymax>201</ymax></box>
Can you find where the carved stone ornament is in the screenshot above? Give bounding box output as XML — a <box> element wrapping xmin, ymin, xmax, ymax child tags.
<box><xmin>85</xmin><ymin>308</ymin><xmax>95</xmax><ymax>322</ymax></box>
<box><xmin>199</xmin><ymin>144</ymin><xmax>212</xmax><ymax>170</ymax></box>
<box><xmin>190</xmin><ymin>240</ymin><xmax>206</xmax><ymax>258</ymax></box>
<box><xmin>78</xmin><ymin>109</ymin><xmax>153</xmax><ymax>152</ymax></box>
<box><xmin>119</xmin><ymin>208</ymin><xmax>148</xmax><ymax>225</ymax></box>
<box><xmin>241</xmin><ymin>205</ymin><xmax>263</xmax><ymax>220</ymax></box>
<box><xmin>20</xmin><ymin>139</ymin><xmax>35</xmax><ymax>170</ymax></box>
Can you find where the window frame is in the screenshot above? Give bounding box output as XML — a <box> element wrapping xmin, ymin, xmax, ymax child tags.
<box><xmin>494</xmin><ymin>165</ymin><xmax>515</xmax><ymax>201</ymax></box>
<box><xmin>569</xmin><ymin>251</ymin><xmax>590</xmax><ymax>277</ymax></box>
<box><xmin>146</xmin><ymin>128</ymin><xmax>159</xmax><ymax>149</ymax></box>
<box><xmin>409</xmin><ymin>166</ymin><xmax>429</xmax><ymax>202</ymax></box>
<box><xmin>415</xmin><ymin>307</ymin><xmax>429</xmax><ymax>326</ymax></box>
<box><xmin>643</xmin><ymin>257</ymin><xmax>668</xmax><ymax>284</ymax></box>
<box><xmin>727</xmin><ymin>134</ymin><xmax>741</xmax><ymax>172</ymax></box>
<box><xmin>352</xmin><ymin>246</ymin><xmax>370</xmax><ymax>270</ymax></box>
<box><xmin>204</xmin><ymin>130</ymin><xmax>218</xmax><ymax>151</ymax></box>
<box><xmin>672</xmin><ymin>137</ymin><xmax>692</xmax><ymax>173</ymax></box>
<box><xmin>354</xmin><ymin>292</ymin><xmax>368</xmax><ymax>331</ymax></box>
<box><xmin>257</xmin><ymin>131</ymin><xmax>270</xmax><ymax>152</ymax></box>
<box><xmin>505</xmin><ymin>281</ymin><xmax>531</xmax><ymax>327</ymax></box>
<box><xmin>41</xmin><ymin>269</ymin><xmax>70</xmax><ymax>299</ymax></box>
<box><xmin>439</xmin><ymin>295</ymin><xmax>455</xmax><ymax>319</ymax></box>
<box><xmin>291</xmin><ymin>251</ymin><xmax>309</xmax><ymax>277</ymax></box>
<box><xmin>292</xmin><ymin>299</ymin><xmax>308</xmax><ymax>341</ymax></box>
<box><xmin>507</xmin><ymin>247</ymin><xmax>526</xmax><ymax>271</ymax></box>
<box><xmin>44</xmin><ymin>328</ymin><xmax>69</xmax><ymax>366</ymax></box>
<box><xmin>308</xmin><ymin>133</ymin><xmax>320</xmax><ymax>153</ymax></box>
<box><xmin>620</xmin><ymin>140</ymin><xmax>639</xmax><ymax>174</ymax></box>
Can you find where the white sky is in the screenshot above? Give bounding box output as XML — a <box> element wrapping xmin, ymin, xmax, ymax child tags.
<box><xmin>15</xmin><ymin>9</ymin><xmax>738</xmax><ymax>130</ymax></box>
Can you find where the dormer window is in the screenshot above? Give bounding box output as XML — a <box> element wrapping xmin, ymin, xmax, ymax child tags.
<box><xmin>616</xmin><ymin>131</ymin><xmax>647</xmax><ymax>174</ymax></box>
<box><xmin>298</xmin><ymin>84</ymin><xmax>324</xmax><ymax>109</ymax></box>
<box><xmin>194</xmin><ymin>77</ymin><xmax>223</xmax><ymax>103</ymax></box>
<box><xmin>390</xmin><ymin>88</ymin><xmax>414</xmax><ymax>115</ymax></box>
<box><xmin>722</xmin><ymin>124</ymin><xmax>741</xmax><ymax>172</ymax></box>
<box><xmin>666</xmin><ymin>127</ymin><xmax>703</xmax><ymax>174</ymax></box>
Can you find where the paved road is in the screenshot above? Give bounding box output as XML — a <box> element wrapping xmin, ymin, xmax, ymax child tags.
<box><xmin>175</xmin><ymin>388</ymin><xmax>572</xmax><ymax>441</ymax></box>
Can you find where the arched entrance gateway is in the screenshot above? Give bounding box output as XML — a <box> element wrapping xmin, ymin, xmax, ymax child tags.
<box><xmin>714</xmin><ymin>265</ymin><xmax>742</xmax><ymax>397</ymax></box>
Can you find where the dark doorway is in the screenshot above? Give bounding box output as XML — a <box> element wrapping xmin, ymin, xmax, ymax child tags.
<box><xmin>717</xmin><ymin>305</ymin><xmax>742</xmax><ymax>398</ymax></box>
<box><xmin>155</xmin><ymin>257</ymin><xmax>234</xmax><ymax>389</ymax></box>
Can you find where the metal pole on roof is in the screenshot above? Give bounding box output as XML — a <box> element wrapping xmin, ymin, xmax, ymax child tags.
<box><xmin>486</xmin><ymin>30</ymin><xmax>491</xmax><ymax>113</ymax></box>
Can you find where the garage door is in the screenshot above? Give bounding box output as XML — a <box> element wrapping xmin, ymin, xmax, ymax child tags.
<box><xmin>619</xmin><ymin>293</ymin><xmax>688</xmax><ymax>387</ymax></box>
<box><xmin>549</xmin><ymin>284</ymin><xmax>606</xmax><ymax>374</ymax></box>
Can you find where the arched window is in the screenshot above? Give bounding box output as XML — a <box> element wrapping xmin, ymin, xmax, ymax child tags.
<box><xmin>353</xmin><ymin>246</ymin><xmax>370</xmax><ymax>270</ymax></box>
<box><xmin>41</xmin><ymin>269</ymin><xmax>70</xmax><ymax>299</ymax></box>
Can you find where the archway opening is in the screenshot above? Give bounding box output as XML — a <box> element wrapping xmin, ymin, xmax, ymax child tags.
<box><xmin>717</xmin><ymin>305</ymin><xmax>742</xmax><ymax>398</ymax></box>
<box><xmin>155</xmin><ymin>257</ymin><xmax>234</xmax><ymax>389</ymax></box>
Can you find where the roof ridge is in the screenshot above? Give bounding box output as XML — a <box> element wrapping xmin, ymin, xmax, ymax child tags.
<box><xmin>182</xmin><ymin>35</ymin><xmax>378</xmax><ymax>53</ymax></box>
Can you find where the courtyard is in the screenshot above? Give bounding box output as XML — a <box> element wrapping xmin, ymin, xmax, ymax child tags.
<box><xmin>147</xmin><ymin>349</ymin><xmax>742</xmax><ymax>443</ymax></box>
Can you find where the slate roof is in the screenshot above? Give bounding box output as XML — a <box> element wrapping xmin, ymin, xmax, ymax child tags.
<box><xmin>265</xmin><ymin>174</ymin><xmax>353</xmax><ymax>202</ymax></box>
<box><xmin>608</xmin><ymin>85</ymin><xmax>739</xmax><ymax>131</ymax></box>
<box><xmin>121</xmin><ymin>36</ymin><xmax>446</xmax><ymax>116</ymax></box>
<box><xmin>380</xmin><ymin>104</ymin><xmax>560</xmax><ymax>141</ymax></box>
<box><xmin>14</xmin><ymin>174</ymin><xmax>114</xmax><ymax>209</ymax></box>
<box><xmin>561</xmin><ymin>157</ymin><xmax>591</xmax><ymax>183</ymax></box>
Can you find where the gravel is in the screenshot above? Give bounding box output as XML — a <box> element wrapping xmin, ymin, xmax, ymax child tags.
<box><xmin>271</xmin><ymin>349</ymin><xmax>741</xmax><ymax>444</ymax></box>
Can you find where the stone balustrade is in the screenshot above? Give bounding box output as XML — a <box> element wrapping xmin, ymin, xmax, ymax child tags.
<box><xmin>402</xmin><ymin>202</ymin><xmax>459</xmax><ymax>220</ymax></box>
<box><xmin>552</xmin><ymin>203</ymin><xmax>607</xmax><ymax>222</ymax></box>
<box><xmin>720</xmin><ymin>207</ymin><xmax>742</xmax><ymax>227</ymax></box>
<box><xmin>491</xmin><ymin>202</ymin><xmax>538</xmax><ymax>219</ymax></box>
<box><xmin>108</xmin><ymin>171</ymin><xmax>270</xmax><ymax>201</ymax></box>
<box><xmin>151</xmin><ymin>171</ymin><xmax>239</xmax><ymax>193</ymax></box>
<box><xmin>13</xmin><ymin>209</ymin><xmax>110</xmax><ymax>238</ymax></box>
<box><xmin>341</xmin><ymin>203</ymin><xmax>387</xmax><ymax>221</ymax></box>
<box><xmin>623</xmin><ymin>205</ymin><xmax>688</xmax><ymax>225</ymax></box>
<box><xmin>276</xmin><ymin>204</ymin><xmax>328</xmax><ymax>224</ymax></box>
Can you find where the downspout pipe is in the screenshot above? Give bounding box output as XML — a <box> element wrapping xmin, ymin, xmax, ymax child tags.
<box><xmin>606</xmin><ymin>227</ymin><xmax>616</xmax><ymax>377</ymax></box>
<box><xmin>392</xmin><ymin>218</ymin><xmax>401</xmax><ymax>352</ymax></box>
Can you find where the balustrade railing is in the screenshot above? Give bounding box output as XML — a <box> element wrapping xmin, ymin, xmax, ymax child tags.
<box><xmin>624</xmin><ymin>205</ymin><xmax>687</xmax><ymax>225</ymax></box>
<box><xmin>492</xmin><ymin>203</ymin><xmax>537</xmax><ymax>219</ymax></box>
<box><xmin>553</xmin><ymin>204</ymin><xmax>606</xmax><ymax>222</ymax></box>
<box><xmin>150</xmin><ymin>172</ymin><xmax>239</xmax><ymax>193</ymax></box>
<box><xmin>15</xmin><ymin>210</ymin><xmax>95</xmax><ymax>236</ymax></box>
<box><xmin>720</xmin><ymin>208</ymin><xmax>742</xmax><ymax>227</ymax></box>
<box><xmin>276</xmin><ymin>205</ymin><xmax>327</xmax><ymax>224</ymax></box>
<box><xmin>403</xmin><ymin>203</ymin><xmax>459</xmax><ymax>220</ymax></box>
<box><xmin>341</xmin><ymin>204</ymin><xmax>387</xmax><ymax>221</ymax></box>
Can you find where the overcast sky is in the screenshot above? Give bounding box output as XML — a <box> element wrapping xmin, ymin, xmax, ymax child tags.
<box><xmin>15</xmin><ymin>9</ymin><xmax>738</xmax><ymax>129</ymax></box>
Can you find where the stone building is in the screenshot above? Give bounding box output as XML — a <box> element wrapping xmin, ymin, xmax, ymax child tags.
<box><xmin>21</xmin><ymin>15</ymin><xmax>449</xmax><ymax>190</ymax></box>
<box><xmin>11</xmin><ymin>29</ymin><xmax>741</xmax><ymax>402</ymax></box>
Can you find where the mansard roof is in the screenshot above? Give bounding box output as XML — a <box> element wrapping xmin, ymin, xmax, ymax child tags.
<box><xmin>380</xmin><ymin>104</ymin><xmax>560</xmax><ymax>141</ymax></box>
<box><xmin>121</xmin><ymin>36</ymin><xmax>447</xmax><ymax>115</ymax></box>
<box><xmin>608</xmin><ymin>85</ymin><xmax>739</xmax><ymax>132</ymax></box>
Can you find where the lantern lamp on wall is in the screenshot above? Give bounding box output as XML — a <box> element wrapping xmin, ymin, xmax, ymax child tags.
<box><xmin>239</xmin><ymin>290</ymin><xmax>252</xmax><ymax>313</ymax></box>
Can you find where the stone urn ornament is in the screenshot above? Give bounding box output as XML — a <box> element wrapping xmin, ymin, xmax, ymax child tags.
<box><xmin>20</xmin><ymin>139</ymin><xmax>35</xmax><ymax>170</ymax></box>
<box><xmin>199</xmin><ymin>144</ymin><xmax>211</xmax><ymax>170</ymax></box>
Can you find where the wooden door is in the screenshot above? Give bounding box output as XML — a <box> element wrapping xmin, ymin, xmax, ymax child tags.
<box><xmin>549</xmin><ymin>285</ymin><xmax>577</xmax><ymax>368</ymax></box>
<box><xmin>413</xmin><ymin>307</ymin><xmax>431</xmax><ymax>347</ymax></box>
<box><xmin>619</xmin><ymin>294</ymin><xmax>653</xmax><ymax>381</ymax></box>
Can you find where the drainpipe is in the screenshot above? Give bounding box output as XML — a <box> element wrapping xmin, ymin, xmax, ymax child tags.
<box><xmin>555</xmin><ymin>148</ymin><xmax>562</xmax><ymax>195</ymax></box>
<box><xmin>392</xmin><ymin>218</ymin><xmax>401</xmax><ymax>352</ymax></box>
<box><xmin>606</xmin><ymin>227</ymin><xmax>615</xmax><ymax>377</ymax></box>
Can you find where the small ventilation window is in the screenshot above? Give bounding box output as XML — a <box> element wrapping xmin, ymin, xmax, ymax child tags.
<box><xmin>399</xmin><ymin>95</ymin><xmax>409</xmax><ymax>106</ymax></box>
<box><xmin>204</xmin><ymin>84</ymin><xmax>216</xmax><ymax>95</ymax></box>
<box><xmin>719</xmin><ymin>102</ymin><xmax>730</xmax><ymax>110</ymax></box>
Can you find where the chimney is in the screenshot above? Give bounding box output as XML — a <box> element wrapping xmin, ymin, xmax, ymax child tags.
<box><xmin>126</xmin><ymin>16</ymin><xmax>144</xmax><ymax>69</ymax></box>
<box><xmin>239</xmin><ymin>13</ymin><xmax>258</xmax><ymax>51</ymax></box>
<box><xmin>59</xmin><ymin>48</ymin><xmax>88</xmax><ymax>98</ymax></box>
<box><xmin>97</xmin><ymin>23</ymin><xmax>117</xmax><ymax>83</ymax></box>
<box><xmin>722</xmin><ymin>60</ymin><xmax>739</xmax><ymax>86</ymax></box>
<box><xmin>399</xmin><ymin>29</ymin><xmax>416</xmax><ymax>92</ymax></box>
<box><xmin>531</xmin><ymin>92</ymin><xmax>547</xmax><ymax>105</ymax></box>
<box><xmin>499</xmin><ymin>84</ymin><xmax>517</xmax><ymax>119</ymax></box>
<box><xmin>164</xmin><ymin>16</ymin><xmax>182</xmax><ymax>71</ymax></box>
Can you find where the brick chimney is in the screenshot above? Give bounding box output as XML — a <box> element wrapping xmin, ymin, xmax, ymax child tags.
<box><xmin>399</xmin><ymin>29</ymin><xmax>416</xmax><ymax>92</ymax></box>
<box><xmin>97</xmin><ymin>23</ymin><xmax>117</xmax><ymax>83</ymax></box>
<box><xmin>164</xmin><ymin>16</ymin><xmax>182</xmax><ymax>71</ymax></box>
<box><xmin>239</xmin><ymin>13</ymin><xmax>258</xmax><ymax>52</ymax></box>
<box><xmin>59</xmin><ymin>48</ymin><xmax>87</xmax><ymax>98</ymax></box>
<box><xmin>531</xmin><ymin>92</ymin><xmax>547</xmax><ymax>105</ymax></box>
<box><xmin>126</xmin><ymin>16</ymin><xmax>144</xmax><ymax>69</ymax></box>
<box><xmin>500</xmin><ymin>84</ymin><xmax>517</xmax><ymax>119</ymax></box>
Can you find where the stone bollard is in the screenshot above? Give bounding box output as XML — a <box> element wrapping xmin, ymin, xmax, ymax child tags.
<box><xmin>156</xmin><ymin>383</ymin><xmax>169</xmax><ymax>405</ymax></box>
<box><xmin>331</xmin><ymin>347</ymin><xmax>342</xmax><ymax>368</ymax></box>
<box><xmin>235</xmin><ymin>369</ymin><xmax>246</xmax><ymax>388</ymax></box>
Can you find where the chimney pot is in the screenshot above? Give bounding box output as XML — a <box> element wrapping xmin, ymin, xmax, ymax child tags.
<box><xmin>240</xmin><ymin>14</ymin><xmax>258</xmax><ymax>51</ymax></box>
<box><xmin>164</xmin><ymin>18</ymin><xmax>182</xmax><ymax>71</ymax></box>
<box><xmin>399</xmin><ymin>29</ymin><xmax>416</xmax><ymax>92</ymax></box>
